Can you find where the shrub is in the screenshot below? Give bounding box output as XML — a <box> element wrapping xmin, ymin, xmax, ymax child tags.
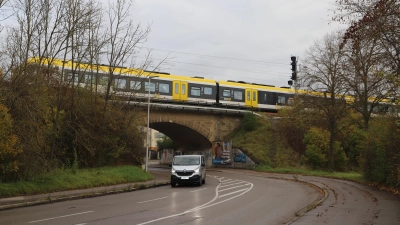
<box><xmin>0</xmin><ymin>104</ymin><xmax>23</xmax><ymax>181</ymax></box>
<box><xmin>305</xmin><ymin>144</ymin><xmax>327</xmax><ymax>169</ymax></box>
<box><xmin>361</xmin><ymin>118</ymin><xmax>400</xmax><ymax>187</ymax></box>
<box><xmin>304</xmin><ymin>127</ymin><xmax>329</xmax><ymax>169</ymax></box>
<box><xmin>333</xmin><ymin>142</ymin><xmax>348</xmax><ymax>171</ymax></box>
<box><xmin>242</xmin><ymin>112</ymin><xmax>257</xmax><ymax>131</ymax></box>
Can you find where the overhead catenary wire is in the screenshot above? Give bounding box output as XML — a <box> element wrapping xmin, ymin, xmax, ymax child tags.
<box><xmin>166</xmin><ymin>68</ymin><xmax>286</xmax><ymax>84</ymax></box>
<box><xmin>137</xmin><ymin>56</ymin><xmax>290</xmax><ymax>76</ymax></box>
<box><xmin>142</xmin><ymin>47</ymin><xmax>289</xmax><ymax>66</ymax></box>
<box><xmin>133</xmin><ymin>46</ymin><xmax>294</xmax><ymax>86</ymax></box>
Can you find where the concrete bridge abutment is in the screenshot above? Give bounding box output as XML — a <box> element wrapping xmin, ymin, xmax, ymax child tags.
<box><xmin>145</xmin><ymin>106</ymin><xmax>243</xmax><ymax>149</ymax></box>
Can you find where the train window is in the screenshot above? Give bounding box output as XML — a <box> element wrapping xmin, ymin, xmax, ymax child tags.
<box><xmin>191</xmin><ymin>87</ymin><xmax>201</xmax><ymax>96</ymax></box>
<box><xmin>83</xmin><ymin>74</ymin><xmax>92</xmax><ymax>84</ymax></box>
<box><xmin>253</xmin><ymin>92</ymin><xmax>256</xmax><ymax>101</ymax></box>
<box><xmin>223</xmin><ymin>90</ymin><xmax>231</xmax><ymax>97</ymax></box>
<box><xmin>182</xmin><ymin>84</ymin><xmax>186</xmax><ymax>94</ymax></box>
<box><xmin>204</xmin><ymin>87</ymin><xmax>212</xmax><ymax>95</ymax></box>
<box><xmin>278</xmin><ymin>96</ymin><xmax>286</xmax><ymax>104</ymax></box>
<box><xmin>175</xmin><ymin>83</ymin><xmax>179</xmax><ymax>94</ymax></box>
<box><xmin>130</xmin><ymin>81</ymin><xmax>141</xmax><ymax>90</ymax></box>
<box><xmin>67</xmin><ymin>73</ymin><xmax>79</xmax><ymax>83</ymax></box>
<box><xmin>99</xmin><ymin>76</ymin><xmax>109</xmax><ymax>86</ymax></box>
<box><xmin>145</xmin><ymin>81</ymin><xmax>156</xmax><ymax>92</ymax></box>
<box><xmin>114</xmin><ymin>78</ymin><xmax>126</xmax><ymax>89</ymax></box>
<box><xmin>234</xmin><ymin>91</ymin><xmax>242</xmax><ymax>100</ymax></box>
<box><xmin>247</xmin><ymin>91</ymin><xmax>250</xmax><ymax>101</ymax></box>
<box><xmin>159</xmin><ymin>83</ymin><xmax>170</xmax><ymax>93</ymax></box>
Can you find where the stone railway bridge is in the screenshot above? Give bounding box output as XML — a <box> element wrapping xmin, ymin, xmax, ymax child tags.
<box><xmin>141</xmin><ymin>103</ymin><xmax>247</xmax><ymax>152</ymax></box>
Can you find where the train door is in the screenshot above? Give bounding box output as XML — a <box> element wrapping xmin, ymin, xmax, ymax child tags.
<box><xmin>172</xmin><ymin>80</ymin><xmax>188</xmax><ymax>101</ymax></box>
<box><xmin>245</xmin><ymin>88</ymin><xmax>252</xmax><ymax>107</ymax></box>
<box><xmin>251</xmin><ymin>89</ymin><xmax>258</xmax><ymax>107</ymax></box>
<box><xmin>245</xmin><ymin>89</ymin><xmax>258</xmax><ymax>107</ymax></box>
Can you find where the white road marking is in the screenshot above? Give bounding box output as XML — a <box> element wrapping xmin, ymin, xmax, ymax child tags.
<box><xmin>137</xmin><ymin>196</ymin><xmax>169</xmax><ymax>204</ymax></box>
<box><xmin>136</xmin><ymin>176</ymin><xmax>254</xmax><ymax>225</ymax></box>
<box><xmin>190</xmin><ymin>188</ymin><xmax>208</xmax><ymax>192</ymax></box>
<box><xmin>219</xmin><ymin>183</ymin><xmax>250</xmax><ymax>192</ymax></box>
<box><xmin>28</xmin><ymin>211</ymin><xmax>94</xmax><ymax>223</ymax></box>
<box><xmin>136</xmin><ymin>181</ymin><xmax>222</xmax><ymax>225</ymax></box>
<box><xmin>185</xmin><ymin>183</ymin><xmax>253</xmax><ymax>212</ymax></box>
<box><xmin>220</xmin><ymin>181</ymin><xmax>245</xmax><ymax>188</ymax></box>
<box><xmin>220</xmin><ymin>179</ymin><xmax>232</xmax><ymax>182</ymax></box>
<box><xmin>220</xmin><ymin>180</ymin><xmax>240</xmax><ymax>185</ymax></box>
<box><xmin>218</xmin><ymin>188</ymin><xmax>248</xmax><ymax>198</ymax></box>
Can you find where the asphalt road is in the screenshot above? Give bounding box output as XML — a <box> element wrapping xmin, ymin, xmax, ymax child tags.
<box><xmin>0</xmin><ymin>167</ymin><xmax>399</xmax><ymax>225</ymax></box>
<box><xmin>220</xmin><ymin>168</ymin><xmax>400</xmax><ymax>225</ymax></box>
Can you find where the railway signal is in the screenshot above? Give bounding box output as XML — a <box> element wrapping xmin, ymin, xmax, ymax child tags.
<box><xmin>290</xmin><ymin>56</ymin><xmax>297</xmax><ymax>80</ymax></box>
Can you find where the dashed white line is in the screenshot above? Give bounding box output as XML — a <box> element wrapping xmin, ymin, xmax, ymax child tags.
<box><xmin>137</xmin><ymin>196</ymin><xmax>169</xmax><ymax>204</ymax></box>
<box><xmin>28</xmin><ymin>211</ymin><xmax>94</xmax><ymax>224</ymax></box>
<box><xmin>190</xmin><ymin>188</ymin><xmax>208</xmax><ymax>192</ymax></box>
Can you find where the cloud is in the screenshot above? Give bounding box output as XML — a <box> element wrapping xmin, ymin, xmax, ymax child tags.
<box><xmin>132</xmin><ymin>0</ymin><xmax>344</xmax><ymax>86</ymax></box>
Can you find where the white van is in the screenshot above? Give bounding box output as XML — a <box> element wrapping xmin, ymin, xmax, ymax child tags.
<box><xmin>170</xmin><ymin>155</ymin><xmax>206</xmax><ymax>187</ymax></box>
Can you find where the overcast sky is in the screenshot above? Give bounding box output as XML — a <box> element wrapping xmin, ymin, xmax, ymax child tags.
<box><xmin>1</xmin><ymin>0</ymin><xmax>346</xmax><ymax>87</ymax></box>
<box><xmin>131</xmin><ymin>0</ymin><xmax>346</xmax><ymax>87</ymax></box>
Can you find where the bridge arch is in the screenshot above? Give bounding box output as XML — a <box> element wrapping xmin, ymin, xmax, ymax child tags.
<box><xmin>150</xmin><ymin>122</ymin><xmax>211</xmax><ymax>151</ymax></box>
<box><xmin>143</xmin><ymin>105</ymin><xmax>245</xmax><ymax>151</ymax></box>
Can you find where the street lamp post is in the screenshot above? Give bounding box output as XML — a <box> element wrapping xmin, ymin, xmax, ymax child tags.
<box><xmin>145</xmin><ymin>75</ymin><xmax>159</xmax><ymax>172</ymax></box>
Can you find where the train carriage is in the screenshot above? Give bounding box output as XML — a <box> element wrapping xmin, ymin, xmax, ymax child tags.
<box><xmin>171</xmin><ymin>76</ymin><xmax>217</xmax><ymax>105</ymax></box>
<box><xmin>28</xmin><ymin>57</ymin><xmax>297</xmax><ymax>112</ymax></box>
<box><xmin>217</xmin><ymin>80</ymin><xmax>295</xmax><ymax>111</ymax></box>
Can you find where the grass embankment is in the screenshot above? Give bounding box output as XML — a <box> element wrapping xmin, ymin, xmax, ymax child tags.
<box><xmin>231</xmin><ymin>114</ymin><xmax>365</xmax><ymax>184</ymax></box>
<box><xmin>0</xmin><ymin>166</ymin><xmax>153</xmax><ymax>198</ymax></box>
<box><xmin>254</xmin><ymin>165</ymin><xmax>365</xmax><ymax>183</ymax></box>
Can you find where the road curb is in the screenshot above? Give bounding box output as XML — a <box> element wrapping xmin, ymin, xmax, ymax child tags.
<box><xmin>0</xmin><ymin>181</ymin><xmax>170</xmax><ymax>211</ymax></box>
<box><xmin>282</xmin><ymin>180</ymin><xmax>329</xmax><ymax>225</ymax></box>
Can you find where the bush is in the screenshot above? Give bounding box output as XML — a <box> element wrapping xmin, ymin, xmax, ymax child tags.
<box><xmin>361</xmin><ymin>118</ymin><xmax>400</xmax><ymax>187</ymax></box>
<box><xmin>340</xmin><ymin>125</ymin><xmax>365</xmax><ymax>171</ymax></box>
<box><xmin>333</xmin><ymin>142</ymin><xmax>348</xmax><ymax>171</ymax></box>
<box><xmin>304</xmin><ymin>127</ymin><xmax>329</xmax><ymax>169</ymax></box>
<box><xmin>0</xmin><ymin>104</ymin><xmax>23</xmax><ymax>181</ymax></box>
<box><xmin>242</xmin><ymin>112</ymin><xmax>257</xmax><ymax>131</ymax></box>
<box><xmin>305</xmin><ymin>145</ymin><xmax>327</xmax><ymax>169</ymax></box>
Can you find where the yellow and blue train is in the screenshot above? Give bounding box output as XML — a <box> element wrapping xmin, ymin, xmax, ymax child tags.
<box><xmin>29</xmin><ymin>57</ymin><xmax>297</xmax><ymax>112</ymax></box>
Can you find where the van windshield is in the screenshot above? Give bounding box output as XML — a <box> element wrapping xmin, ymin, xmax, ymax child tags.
<box><xmin>173</xmin><ymin>157</ymin><xmax>200</xmax><ymax>165</ymax></box>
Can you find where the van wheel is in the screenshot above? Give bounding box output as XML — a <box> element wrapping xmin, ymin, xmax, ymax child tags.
<box><xmin>171</xmin><ymin>182</ymin><xmax>176</xmax><ymax>187</ymax></box>
<box><xmin>197</xmin><ymin>177</ymin><xmax>202</xmax><ymax>186</ymax></box>
<box><xmin>202</xmin><ymin>178</ymin><xmax>205</xmax><ymax>184</ymax></box>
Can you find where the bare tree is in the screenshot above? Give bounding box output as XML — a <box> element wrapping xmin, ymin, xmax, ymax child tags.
<box><xmin>334</xmin><ymin>0</ymin><xmax>400</xmax><ymax>74</ymax></box>
<box><xmin>302</xmin><ymin>31</ymin><xmax>352</xmax><ymax>171</ymax></box>
<box><xmin>1</xmin><ymin>0</ymin><xmax>162</xmax><ymax>171</ymax></box>
<box><xmin>333</xmin><ymin>0</ymin><xmax>400</xmax><ymax>121</ymax></box>
<box><xmin>342</xmin><ymin>28</ymin><xmax>395</xmax><ymax>129</ymax></box>
<box><xmin>102</xmin><ymin>0</ymin><xmax>151</xmax><ymax>110</ymax></box>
